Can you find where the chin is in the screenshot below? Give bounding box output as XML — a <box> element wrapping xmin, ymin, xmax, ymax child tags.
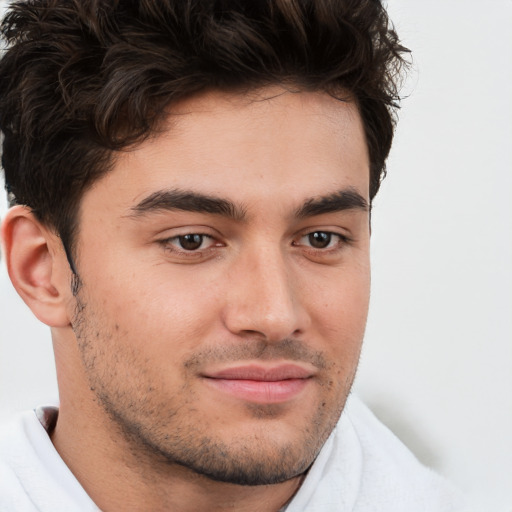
<box><xmin>165</xmin><ymin>438</ymin><xmax>317</xmax><ymax>486</ymax></box>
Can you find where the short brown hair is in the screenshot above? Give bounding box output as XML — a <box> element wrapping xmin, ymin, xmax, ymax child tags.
<box><xmin>0</xmin><ymin>0</ymin><xmax>409</xmax><ymax>259</ymax></box>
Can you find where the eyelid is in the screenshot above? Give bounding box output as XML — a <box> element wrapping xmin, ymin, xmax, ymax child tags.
<box><xmin>166</xmin><ymin>233</ymin><xmax>215</xmax><ymax>250</ymax></box>
<box><xmin>156</xmin><ymin>228</ymin><xmax>226</xmax><ymax>262</ymax></box>
<box><xmin>154</xmin><ymin>224</ymin><xmax>220</xmax><ymax>242</ymax></box>
<box><xmin>293</xmin><ymin>229</ymin><xmax>352</xmax><ymax>247</ymax></box>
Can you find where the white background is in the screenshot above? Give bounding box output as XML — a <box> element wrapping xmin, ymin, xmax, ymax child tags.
<box><xmin>1</xmin><ymin>1</ymin><xmax>511</xmax><ymax>510</ymax></box>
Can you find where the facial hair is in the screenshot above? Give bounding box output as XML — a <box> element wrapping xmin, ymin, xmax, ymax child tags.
<box><xmin>71</xmin><ymin>283</ymin><xmax>356</xmax><ymax>486</ymax></box>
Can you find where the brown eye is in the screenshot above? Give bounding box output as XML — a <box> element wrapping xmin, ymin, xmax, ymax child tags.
<box><xmin>307</xmin><ymin>231</ymin><xmax>332</xmax><ymax>249</ymax></box>
<box><xmin>178</xmin><ymin>234</ymin><xmax>204</xmax><ymax>250</ymax></box>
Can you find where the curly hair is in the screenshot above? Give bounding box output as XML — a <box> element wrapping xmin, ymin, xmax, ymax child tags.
<box><xmin>0</xmin><ymin>0</ymin><xmax>409</xmax><ymax>259</ymax></box>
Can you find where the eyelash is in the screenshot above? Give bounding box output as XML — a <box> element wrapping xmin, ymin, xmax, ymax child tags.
<box><xmin>293</xmin><ymin>231</ymin><xmax>351</xmax><ymax>251</ymax></box>
<box><xmin>160</xmin><ymin>234</ymin><xmax>218</xmax><ymax>255</ymax></box>
<box><xmin>160</xmin><ymin>230</ymin><xmax>351</xmax><ymax>258</ymax></box>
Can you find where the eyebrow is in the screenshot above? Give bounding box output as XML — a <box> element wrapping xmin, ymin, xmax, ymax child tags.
<box><xmin>129</xmin><ymin>187</ymin><xmax>369</xmax><ymax>222</ymax></box>
<box><xmin>129</xmin><ymin>189</ymin><xmax>247</xmax><ymax>221</ymax></box>
<box><xmin>295</xmin><ymin>188</ymin><xmax>369</xmax><ymax>218</ymax></box>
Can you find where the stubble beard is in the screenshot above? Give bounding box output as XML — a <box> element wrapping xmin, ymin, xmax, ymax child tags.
<box><xmin>70</xmin><ymin>284</ymin><xmax>357</xmax><ymax>486</ymax></box>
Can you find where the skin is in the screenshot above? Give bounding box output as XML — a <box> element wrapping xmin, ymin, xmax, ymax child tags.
<box><xmin>2</xmin><ymin>87</ymin><xmax>371</xmax><ymax>511</ymax></box>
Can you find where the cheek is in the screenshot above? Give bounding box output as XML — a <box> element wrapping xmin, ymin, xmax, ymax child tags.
<box><xmin>90</xmin><ymin>264</ymin><xmax>223</xmax><ymax>353</ymax></box>
<box><xmin>308</xmin><ymin>266</ymin><xmax>370</xmax><ymax>350</ymax></box>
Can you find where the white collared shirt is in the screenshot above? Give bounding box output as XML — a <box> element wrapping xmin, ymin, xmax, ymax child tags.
<box><xmin>0</xmin><ymin>395</ymin><xmax>465</xmax><ymax>512</ymax></box>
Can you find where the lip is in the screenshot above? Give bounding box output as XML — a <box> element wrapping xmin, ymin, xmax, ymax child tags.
<box><xmin>202</xmin><ymin>364</ymin><xmax>314</xmax><ymax>404</ymax></box>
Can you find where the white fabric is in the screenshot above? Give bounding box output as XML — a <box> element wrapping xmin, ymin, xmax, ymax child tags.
<box><xmin>0</xmin><ymin>395</ymin><xmax>465</xmax><ymax>511</ymax></box>
<box><xmin>284</xmin><ymin>396</ymin><xmax>465</xmax><ymax>511</ymax></box>
<box><xmin>0</xmin><ymin>407</ymin><xmax>99</xmax><ymax>512</ymax></box>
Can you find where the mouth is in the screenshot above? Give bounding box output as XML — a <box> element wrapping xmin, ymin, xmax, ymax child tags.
<box><xmin>201</xmin><ymin>364</ymin><xmax>314</xmax><ymax>404</ymax></box>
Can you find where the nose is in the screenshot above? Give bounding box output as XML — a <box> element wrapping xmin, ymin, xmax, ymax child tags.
<box><xmin>222</xmin><ymin>246</ymin><xmax>310</xmax><ymax>342</ymax></box>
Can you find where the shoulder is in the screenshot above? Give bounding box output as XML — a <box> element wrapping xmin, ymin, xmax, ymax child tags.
<box><xmin>342</xmin><ymin>395</ymin><xmax>466</xmax><ymax>511</ymax></box>
<box><xmin>0</xmin><ymin>410</ymin><xmax>43</xmax><ymax>511</ymax></box>
<box><xmin>0</xmin><ymin>408</ymin><xmax>98</xmax><ymax>512</ymax></box>
<box><xmin>287</xmin><ymin>395</ymin><xmax>467</xmax><ymax>512</ymax></box>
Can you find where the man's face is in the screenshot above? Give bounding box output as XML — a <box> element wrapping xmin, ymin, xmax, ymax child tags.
<box><xmin>68</xmin><ymin>87</ymin><xmax>371</xmax><ymax>485</ymax></box>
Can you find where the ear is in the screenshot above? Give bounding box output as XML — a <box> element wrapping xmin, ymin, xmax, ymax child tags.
<box><xmin>1</xmin><ymin>205</ymin><xmax>72</xmax><ymax>327</ymax></box>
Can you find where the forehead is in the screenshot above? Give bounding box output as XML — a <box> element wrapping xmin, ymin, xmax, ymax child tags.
<box><xmin>83</xmin><ymin>87</ymin><xmax>370</xmax><ymax>215</ymax></box>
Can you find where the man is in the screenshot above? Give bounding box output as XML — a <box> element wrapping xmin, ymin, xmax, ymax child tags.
<box><xmin>0</xmin><ymin>1</ymin><xmax>464</xmax><ymax>511</ymax></box>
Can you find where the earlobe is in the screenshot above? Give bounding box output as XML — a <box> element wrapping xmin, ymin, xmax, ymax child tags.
<box><xmin>1</xmin><ymin>206</ymin><xmax>72</xmax><ymax>327</ymax></box>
